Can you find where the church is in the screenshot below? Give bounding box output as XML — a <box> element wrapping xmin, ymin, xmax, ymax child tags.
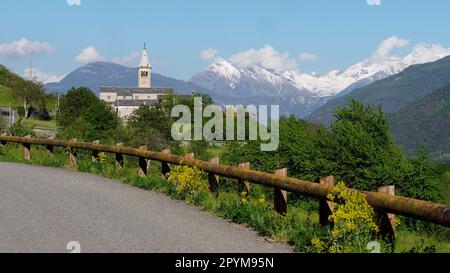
<box><xmin>99</xmin><ymin>45</ymin><xmax>173</xmax><ymax>119</ymax></box>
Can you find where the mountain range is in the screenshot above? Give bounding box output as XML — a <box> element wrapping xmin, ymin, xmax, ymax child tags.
<box><xmin>190</xmin><ymin>44</ymin><xmax>450</xmax><ymax>107</ymax></box>
<box><xmin>307</xmin><ymin>55</ymin><xmax>450</xmax><ymax>126</ymax></box>
<box><xmin>44</xmin><ymin>62</ymin><xmax>211</xmax><ymax>96</ymax></box>
<box><xmin>44</xmin><ymin>44</ymin><xmax>450</xmax><ymax>118</ymax></box>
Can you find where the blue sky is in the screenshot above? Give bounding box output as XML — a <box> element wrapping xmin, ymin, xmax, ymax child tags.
<box><xmin>1</xmin><ymin>0</ymin><xmax>450</xmax><ymax>81</ymax></box>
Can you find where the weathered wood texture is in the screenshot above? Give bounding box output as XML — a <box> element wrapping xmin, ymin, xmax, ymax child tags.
<box><xmin>319</xmin><ymin>176</ymin><xmax>335</xmax><ymax>227</ymax></box>
<box><xmin>274</xmin><ymin>168</ymin><xmax>288</xmax><ymax>215</ymax></box>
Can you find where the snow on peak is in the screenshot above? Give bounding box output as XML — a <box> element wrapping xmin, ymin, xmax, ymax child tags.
<box><xmin>196</xmin><ymin>44</ymin><xmax>450</xmax><ymax>97</ymax></box>
<box><xmin>288</xmin><ymin>43</ymin><xmax>450</xmax><ymax>96</ymax></box>
<box><xmin>403</xmin><ymin>43</ymin><xmax>450</xmax><ymax>66</ymax></box>
<box><xmin>207</xmin><ymin>58</ymin><xmax>242</xmax><ymax>88</ymax></box>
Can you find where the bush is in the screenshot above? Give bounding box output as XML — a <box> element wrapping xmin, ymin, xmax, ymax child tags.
<box><xmin>167</xmin><ymin>164</ymin><xmax>210</xmax><ymax>202</ymax></box>
<box><xmin>404</xmin><ymin>239</ymin><xmax>436</xmax><ymax>253</ymax></box>
<box><xmin>0</xmin><ymin>116</ymin><xmax>7</xmax><ymax>131</ymax></box>
<box><xmin>6</xmin><ymin>122</ymin><xmax>35</xmax><ymax>137</ymax></box>
<box><xmin>310</xmin><ymin>182</ymin><xmax>391</xmax><ymax>253</ymax></box>
<box><xmin>189</xmin><ymin>140</ymin><xmax>209</xmax><ymax>160</ymax></box>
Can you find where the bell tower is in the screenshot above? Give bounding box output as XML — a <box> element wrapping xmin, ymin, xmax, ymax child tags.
<box><xmin>138</xmin><ymin>44</ymin><xmax>152</xmax><ymax>88</ymax></box>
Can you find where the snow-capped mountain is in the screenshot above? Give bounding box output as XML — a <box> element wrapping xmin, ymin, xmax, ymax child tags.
<box><xmin>191</xmin><ymin>44</ymin><xmax>450</xmax><ymax>99</ymax></box>
<box><xmin>190</xmin><ymin>58</ymin><xmax>309</xmax><ymax>98</ymax></box>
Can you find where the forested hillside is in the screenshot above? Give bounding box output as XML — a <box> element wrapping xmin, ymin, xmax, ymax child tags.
<box><xmin>390</xmin><ymin>83</ymin><xmax>450</xmax><ymax>162</ymax></box>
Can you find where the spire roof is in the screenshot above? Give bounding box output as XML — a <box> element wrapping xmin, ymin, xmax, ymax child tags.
<box><xmin>139</xmin><ymin>45</ymin><xmax>150</xmax><ymax>67</ymax></box>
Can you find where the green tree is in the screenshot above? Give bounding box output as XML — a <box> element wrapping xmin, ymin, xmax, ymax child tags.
<box><xmin>11</xmin><ymin>79</ymin><xmax>45</xmax><ymax>115</ymax></box>
<box><xmin>127</xmin><ymin>104</ymin><xmax>172</xmax><ymax>139</ymax></box>
<box><xmin>224</xmin><ymin>99</ymin><xmax>445</xmax><ymax>206</ymax></box>
<box><xmin>323</xmin><ymin>99</ymin><xmax>401</xmax><ymax>191</ymax></box>
<box><xmin>56</xmin><ymin>87</ymin><xmax>98</xmax><ymax>128</ymax></box>
<box><xmin>56</xmin><ymin>87</ymin><xmax>119</xmax><ymax>142</ymax></box>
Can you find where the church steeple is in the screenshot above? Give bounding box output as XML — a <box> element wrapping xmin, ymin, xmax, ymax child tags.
<box><xmin>139</xmin><ymin>44</ymin><xmax>151</xmax><ymax>68</ymax></box>
<box><xmin>138</xmin><ymin>44</ymin><xmax>151</xmax><ymax>88</ymax></box>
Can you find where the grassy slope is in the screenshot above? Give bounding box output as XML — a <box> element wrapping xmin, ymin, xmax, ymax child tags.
<box><xmin>0</xmin><ymin>144</ymin><xmax>448</xmax><ymax>253</ymax></box>
<box><xmin>1</xmin><ymin>85</ymin><xmax>57</xmax><ymax>131</ymax></box>
<box><xmin>0</xmin><ymin>85</ymin><xmax>16</xmax><ymax>106</ymax></box>
<box><xmin>22</xmin><ymin>118</ymin><xmax>57</xmax><ymax>130</ymax></box>
<box><xmin>0</xmin><ymin>84</ymin><xmax>57</xmax><ymax>111</ymax></box>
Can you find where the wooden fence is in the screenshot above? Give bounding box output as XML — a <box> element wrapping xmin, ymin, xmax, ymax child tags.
<box><xmin>0</xmin><ymin>135</ymin><xmax>449</xmax><ymax>240</ymax></box>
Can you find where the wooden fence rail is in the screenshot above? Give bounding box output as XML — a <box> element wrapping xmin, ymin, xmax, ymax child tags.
<box><xmin>0</xmin><ymin>135</ymin><xmax>449</xmax><ymax>235</ymax></box>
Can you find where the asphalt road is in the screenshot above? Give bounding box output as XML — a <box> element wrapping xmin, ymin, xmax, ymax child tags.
<box><xmin>0</xmin><ymin>162</ymin><xmax>292</xmax><ymax>253</ymax></box>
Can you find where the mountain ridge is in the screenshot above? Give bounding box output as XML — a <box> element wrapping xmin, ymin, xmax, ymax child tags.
<box><xmin>191</xmin><ymin>44</ymin><xmax>450</xmax><ymax>99</ymax></box>
<box><xmin>44</xmin><ymin>62</ymin><xmax>210</xmax><ymax>96</ymax></box>
<box><xmin>306</xmin><ymin>55</ymin><xmax>450</xmax><ymax>126</ymax></box>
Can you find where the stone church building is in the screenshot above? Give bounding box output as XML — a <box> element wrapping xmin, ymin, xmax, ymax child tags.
<box><xmin>100</xmin><ymin>45</ymin><xmax>172</xmax><ymax>119</ymax></box>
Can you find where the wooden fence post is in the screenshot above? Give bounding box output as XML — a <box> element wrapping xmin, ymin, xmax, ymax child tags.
<box><xmin>69</xmin><ymin>139</ymin><xmax>77</xmax><ymax>169</ymax></box>
<box><xmin>274</xmin><ymin>168</ymin><xmax>288</xmax><ymax>215</ymax></box>
<box><xmin>319</xmin><ymin>176</ymin><xmax>335</xmax><ymax>227</ymax></box>
<box><xmin>238</xmin><ymin>162</ymin><xmax>251</xmax><ymax>194</ymax></box>
<box><xmin>46</xmin><ymin>137</ymin><xmax>54</xmax><ymax>157</ymax></box>
<box><xmin>161</xmin><ymin>149</ymin><xmax>171</xmax><ymax>178</ymax></box>
<box><xmin>23</xmin><ymin>135</ymin><xmax>31</xmax><ymax>161</ymax></box>
<box><xmin>0</xmin><ymin>134</ymin><xmax>6</xmax><ymax>146</ymax></box>
<box><xmin>115</xmin><ymin>143</ymin><xmax>124</xmax><ymax>169</ymax></box>
<box><xmin>92</xmin><ymin>140</ymin><xmax>100</xmax><ymax>162</ymax></box>
<box><xmin>208</xmin><ymin>157</ymin><xmax>220</xmax><ymax>193</ymax></box>
<box><xmin>378</xmin><ymin>185</ymin><xmax>396</xmax><ymax>242</ymax></box>
<box><xmin>138</xmin><ymin>145</ymin><xmax>148</xmax><ymax>177</ymax></box>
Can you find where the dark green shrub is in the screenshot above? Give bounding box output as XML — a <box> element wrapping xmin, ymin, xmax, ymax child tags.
<box><xmin>6</xmin><ymin>122</ymin><xmax>35</xmax><ymax>137</ymax></box>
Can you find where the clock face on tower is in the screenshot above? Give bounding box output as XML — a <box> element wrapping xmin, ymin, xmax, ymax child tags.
<box><xmin>139</xmin><ymin>68</ymin><xmax>151</xmax><ymax>88</ymax></box>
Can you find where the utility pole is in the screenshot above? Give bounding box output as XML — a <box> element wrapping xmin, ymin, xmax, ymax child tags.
<box><xmin>56</xmin><ymin>93</ymin><xmax>60</xmax><ymax>113</ymax></box>
<box><xmin>8</xmin><ymin>102</ymin><xmax>11</xmax><ymax>126</ymax></box>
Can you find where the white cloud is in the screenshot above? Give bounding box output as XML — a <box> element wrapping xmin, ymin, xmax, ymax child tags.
<box><xmin>0</xmin><ymin>38</ymin><xmax>54</xmax><ymax>59</ymax></box>
<box><xmin>67</xmin><ymin>0</ymin><xmax>81</xmax><ymax>6</ymax></box>
<box><xmin>23</xmin><ymin>67</ymin><xmax>66</xmax><ymax>84</ymax></box>
<box><xmin>201</xmin><ymin>48</ymin><xmax>219</xmax><ymax>61</ymax></box>
<box><xmin>112</xmin><ymin>51</ymin><xmax>140</xmax><ymax>66</ymax></box>
<box><xmin>370</xmin><ymin>36</ymin><xmax>409</xmax><ymax>63</ymax></box>
<box><xmin>367</xmin><ymin>0</ymin><xmax>381</xmax><ymax>6</ymax></box>
<box><xmin>229</xmin><ymin>45</ymin><xmax>299</xmax><ymax>71</ymax></box>
<box><xmin>75</xmin><ymin>46</ymin><xmax>104</xmax><ymax>64</ymax></box>
<box><xmin>299</xmin><ymin>53</ymin><xmax>319</xmax><ymax>62</ymax></box>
